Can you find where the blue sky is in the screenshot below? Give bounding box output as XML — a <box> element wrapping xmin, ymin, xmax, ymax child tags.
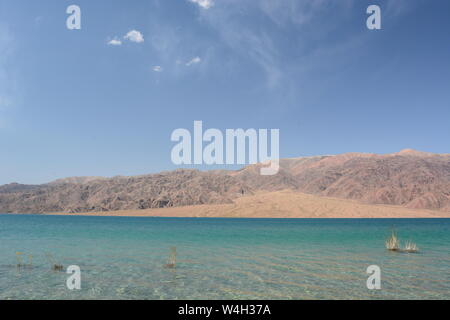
<box><xmin>0</xmin><ymin>0</ymin><xmax>449</xmax><ymax>184</ymax></box>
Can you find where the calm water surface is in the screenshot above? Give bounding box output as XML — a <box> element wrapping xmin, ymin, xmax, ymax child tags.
<box><xmin>0</xmin><ymin>214</ymin><xmax>449</xmax><ymax>299</ymax></box>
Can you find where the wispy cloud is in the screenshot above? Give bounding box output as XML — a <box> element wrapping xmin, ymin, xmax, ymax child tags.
<box><xmin>196</xmin><ymin>1</ymin><xmax>285</xmax><ymax>87</ymax></box>
<box><xmin>189</xmin><ymin>0</ymin><xmax>214</xmax><ymax>10</ymax></box>
<box><xmin>124</xmin><ymin>30</ymin><xmax>144</xmax><ymax>43</ymax></box>
<box><xmin>152</xmin><ymin>65</ymin><xmax>163</xmax><ymax>72</ymax></box>
<box><xmin>193</xmin><ymin>0</ymin><xmax>361</xmax><ymax>87</ymax></box>
<box><xmin>107</xmin><ymin>38</ymin><xmax>122</xmax><ymax>46</ymax></box>
<box><xmin>384</xmin><ymin>0</ymin><xmax>419</xmax><ymax>18</ymax></box>
<box><xmin>185</xmin><ymin>56</ymin><xmax>201</xmax><ymax>66</ymax></box>
<box><xmin>146</xmin><ymin>0</ymin><xmax>409</xmax><ymax>85</ymax></box>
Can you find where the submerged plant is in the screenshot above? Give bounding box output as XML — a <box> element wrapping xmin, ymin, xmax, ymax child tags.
<box><xmin>385</xmin><ymin>230</ymin><xmax>400</xmax><ymax>251</ymax></box>
<box><xmin>164</xmin><ymin>247</ymin><xmax>177</xmax><ymax>269</ymax></box>
<box><xmin>16</xmin><ymin>252</ymin><xmax>32</xmax><ymax>269</ymax></box>
<box><xmin>403</xmin><ymin>241</ymin><xmax>419</xmax><ymax>253</ymax></box>
<box><xmin>16</xmin><ymin>252</ymin><xmax>23</xmax><ymax>267</ymax></box>
<box><xmin>52</xmin><ymin>264</ymin><xmax>64</xmax><ymax>271</ymax></box>
<box><xmin>46</xmin><ymin>253</ymin><xmax>64</xmax><ymax>272</ymax></box>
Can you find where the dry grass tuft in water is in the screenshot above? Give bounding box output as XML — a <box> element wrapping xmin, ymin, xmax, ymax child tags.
<box><xmin>46</xmin><ymin>253</ymin><xmax>64</xmax><ymax>271</ymax></box>
<box><xmin>52</xmin><ymin>264</ymin><xmax>64</xmax><ymax>271</ymax></box>
<box><xmin>385</xmin><ymin>230</ymin><xmax>420</xmax><ymax>253</ymax></box>
<box><xmin>16</xmin><ymin>252</ymin><xmax>33</xmax><ymax>269</ymax></box>
<box><xmin>403</xmin><ymin>241</ymin><xmax>419</xmax><ymax>253</ymax></box>
<box><xmin>385</xmin><ymin>230</ymin><xmax>400</xmax><ymax>251</ymax></box>
<box><xmin>164</xmin><ymin>247</ymin><xmax>177</xmax><ymax>269</ymax></box>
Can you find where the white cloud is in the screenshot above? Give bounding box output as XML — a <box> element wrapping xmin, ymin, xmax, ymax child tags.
<box><xmin>152</xmin><ymin>66</ymin><xmax>163</xmax><ymax>72</ymax></box>
<box><xmin>108</xmin><ymin>38</ymin><xmax>122</xmax><ymax>46</ymax></box>
<box><xmin>124</xmin><ymin>30</ymin><xmax>144</xmax><ymax>43</ymax></box>
<box><xmin>189</xmin><ymin>0</ymin><xmax>213</xmax><ymax>9</ymax></box>
<box><xmin>186</xmin><ymin>56</ymin><xmax>201</xmax><ymax>66</ymax></box>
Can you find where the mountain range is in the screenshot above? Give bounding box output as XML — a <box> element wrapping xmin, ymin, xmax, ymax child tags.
<box><xmin>1</xmin><ymin>149</ymin><xmax>449</xmax><ymax>214</ymax></box>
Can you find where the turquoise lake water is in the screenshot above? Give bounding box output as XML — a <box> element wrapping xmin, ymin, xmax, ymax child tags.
<box><xmin>0</xmin><ymin>214</ymin><xmax>449</xmax><ymax>300</ymax></box>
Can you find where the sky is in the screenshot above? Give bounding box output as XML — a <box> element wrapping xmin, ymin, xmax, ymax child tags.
<box><xmin>0</xmin><ymin>0</ymin><xmax>449</xmax><ymax>185</ymax></box>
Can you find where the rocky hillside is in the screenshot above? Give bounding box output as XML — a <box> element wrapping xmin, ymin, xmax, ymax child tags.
<box><xmin>1</xmin><ymin>149</ymin><xmax>449</xmax><ymax>213</ymax></box>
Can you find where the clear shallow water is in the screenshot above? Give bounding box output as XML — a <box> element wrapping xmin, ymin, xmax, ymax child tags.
<box><xmin>0</xmin><ymin>214</ymin><xmax>449</xmax><ymax>300</ymax></box>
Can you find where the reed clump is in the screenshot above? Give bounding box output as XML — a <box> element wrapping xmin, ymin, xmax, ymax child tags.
<box><xmin>385</xmin><ymin>230</ymin><xmax>419</xmax><ymax>253</ymax></box>
<box><xmin>403</xmin><ymin>241</ymin><xmax>419</xmax><ymax>253</ymax></box>
<box><xmin>46</xmin><ymin>253</ymin><xmax>64</xmax><ymax>271</ymax></box>
<box><xmin>385</xmin><ymin>230</ymin><xmax>400</xmax><ymax>251</ymax></box>
<box><xmin>16</xmin><ymin>252</ymin><xmax>33</xmax><ymax>269</ymax></box>
<box><xmin>52</xmin><ymin>264</ymin><xmax>64</xmax><ymax>271</ymax></box>
<box><xmin>164</xmin><ymin>247</ymin><xmax>177</xmax><ymax>269</ymax></box>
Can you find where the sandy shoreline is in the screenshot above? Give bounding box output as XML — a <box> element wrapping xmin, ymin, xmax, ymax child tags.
<box><xmin>45</xmin><ymin>190</ymin><xmax>450</xmax><ymax>218</ymax></box>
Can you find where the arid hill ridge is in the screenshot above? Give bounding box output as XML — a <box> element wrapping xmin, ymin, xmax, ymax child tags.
<box><xmin>1</xmin><ymin>149</ymin><xmax>449</xmax><ymax>213</ymax></box>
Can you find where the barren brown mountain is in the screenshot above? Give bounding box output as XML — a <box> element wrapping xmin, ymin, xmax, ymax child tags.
<box><xmin>1</xmin><ymin>149</ymin><xmax>449</xmax><ymax>214</ymax></box>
